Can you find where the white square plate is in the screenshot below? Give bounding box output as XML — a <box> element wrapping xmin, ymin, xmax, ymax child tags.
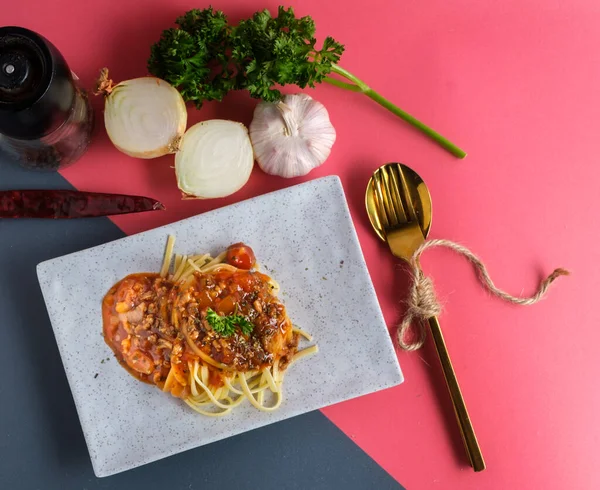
<box><xmin>37</xmin><ymin>175</ymin><xmax>403</xmax><ymax>477</ymax></box>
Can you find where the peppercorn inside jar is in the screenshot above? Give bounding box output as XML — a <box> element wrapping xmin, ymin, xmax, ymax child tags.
<box><xmin>0</xmin><ymin>26</ymin><xmax>94</xmax><ymax>171</ymax></box>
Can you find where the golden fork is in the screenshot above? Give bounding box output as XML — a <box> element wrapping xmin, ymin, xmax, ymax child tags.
<box><xmin>366</xmin><ymin>163</ymin><xmax>486</xmax><ymax>472</ymax></box>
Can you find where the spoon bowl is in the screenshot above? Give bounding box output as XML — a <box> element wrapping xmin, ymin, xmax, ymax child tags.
<box><xmin>365</xmin><ymin>163</ymin><xmax>433</xmax><ymax>242</ymax></box>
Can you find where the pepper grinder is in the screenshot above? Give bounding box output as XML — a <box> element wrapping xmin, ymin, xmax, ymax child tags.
<box><xmin>0</xmin><ymin>26</ymin><xmax>93</xmax><ymax>171</ymax></box>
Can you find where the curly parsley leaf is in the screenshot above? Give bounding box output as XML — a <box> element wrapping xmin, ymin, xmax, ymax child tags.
<box><xmin>205</xmin><ymin>308</ymin><xmax>254</xmax><ymax>337</ymax></box>
<box><xmin>231</xmin><ymin>7</ymin><xmax>344</xmax><ymax>101</ymax></box>
<box><xmin>148</xmin><ymin>7</ymin><xmax>236</xmax><ymax>107</ymax></box>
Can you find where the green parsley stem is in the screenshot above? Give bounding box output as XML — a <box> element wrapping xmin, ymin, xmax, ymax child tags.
<box><xmin>322</xmin><ymin>77</ymin><xmax>363</xmax><ymax>92</ymax></box>
<box><xmin>326</xmin><ymin>65</ymin><xmax>467</xmax><ymax>159</ymax></box>
<box><xmin>328</xmin><ymin>64</ymin><xmax>369</xmax><ymax>90</ymax></box>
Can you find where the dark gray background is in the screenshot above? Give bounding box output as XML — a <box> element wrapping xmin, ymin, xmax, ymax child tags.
<box><xmin>0</xmin><ymin>156</ymin><xmax>404</xmax><ymax>490</ymax></box>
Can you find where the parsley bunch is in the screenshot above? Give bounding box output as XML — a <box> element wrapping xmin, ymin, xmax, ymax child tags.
<box><xmin>205</xmin><ymin>308</ymin><xmax>254</xmax><ymax>337</ymax></box>
<box><xmin>148</xmin><ymin>6</ymin><xmax>465</xmax><ymax>158</ymax></box>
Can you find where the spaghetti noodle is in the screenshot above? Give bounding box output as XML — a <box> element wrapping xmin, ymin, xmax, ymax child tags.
<box><xmin>102</xmin><ymin>236</ymin><xmax>317</xmax><ymax>416</ymax></box>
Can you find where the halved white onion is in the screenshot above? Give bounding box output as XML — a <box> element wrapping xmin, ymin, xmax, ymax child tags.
<box><xmin>175</xmin><ymin>120</ymin><xmax>254</xmax><ymax>199</ymax></box>
<box><xmin>100</xmin><ymin>70</ymin><xmax>187</xmax><ymax>159</ymax></box>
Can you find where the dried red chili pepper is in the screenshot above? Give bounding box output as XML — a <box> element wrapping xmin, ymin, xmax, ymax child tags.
<box><xmin>0</xmin><ymin>190</ymin><xmax>165</xmax><ymax>219</ymax></box>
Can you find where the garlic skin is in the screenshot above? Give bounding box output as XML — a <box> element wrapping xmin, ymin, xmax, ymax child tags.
<box><xmin>249</xmin><ymin>94</ymin><xmax>336</xmax><ymax>178</ymax></box>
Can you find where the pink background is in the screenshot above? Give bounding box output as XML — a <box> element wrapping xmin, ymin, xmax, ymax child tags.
<box><xmin>5</xmin><ymin>0</ymin><xmax>599</xmax><ymax>488</ymax></box>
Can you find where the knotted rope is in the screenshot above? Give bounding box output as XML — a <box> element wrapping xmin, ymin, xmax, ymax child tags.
<box><xmin>397</xmin><ymin>239</ymin><xmax>569</xmax><ymax>351</ymax></box>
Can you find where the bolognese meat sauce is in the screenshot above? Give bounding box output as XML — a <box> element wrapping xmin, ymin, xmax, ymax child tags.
<box><xmin>102</xmin><ymin>244</ymin><xmax>299</xmax><ymax>398</ymax></box>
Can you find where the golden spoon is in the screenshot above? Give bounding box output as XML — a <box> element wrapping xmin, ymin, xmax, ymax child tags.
<box><xmin>366</xmin><ymin>163</ymin><xmax>486</xmax><ymax>472</ymax></box>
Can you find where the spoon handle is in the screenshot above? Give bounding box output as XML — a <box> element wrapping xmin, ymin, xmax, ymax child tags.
<box><xmin>427</xmin><ymin>315</ymin><xmax>486</xmax><ymax>472</ymax></box>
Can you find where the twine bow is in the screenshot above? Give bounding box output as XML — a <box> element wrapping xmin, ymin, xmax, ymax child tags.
<box><xmin>397</xmin><ymin>239</ymin><xmax>570</xmax><ymax>351</ymax></box>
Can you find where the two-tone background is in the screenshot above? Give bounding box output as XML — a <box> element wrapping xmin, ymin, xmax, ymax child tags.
<box><xmin>2</xmin><ymin>1</ymin><xmax>599</xmax><ymax>489</ymax></box>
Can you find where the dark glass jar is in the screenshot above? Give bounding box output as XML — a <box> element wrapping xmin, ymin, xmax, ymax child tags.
<box><xmin>0</xmin><ymin>26</ymin><xmax>93</xmax><ymax>171</ymax></box>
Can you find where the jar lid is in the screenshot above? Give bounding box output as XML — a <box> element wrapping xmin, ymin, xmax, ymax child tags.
<box><xmin>0</xmin><ymin>26</ymin><xmax>75</xmax><ymax>140</ymax></box>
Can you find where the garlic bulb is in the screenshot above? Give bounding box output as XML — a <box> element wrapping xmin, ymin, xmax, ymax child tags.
<box><xmin>249</xmin><ymin>94</ymin><xmax>336</xmax><ymax>178</ymax></box>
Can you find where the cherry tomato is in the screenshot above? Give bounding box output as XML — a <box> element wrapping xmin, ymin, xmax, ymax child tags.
<box><xmin>226</xmin><ymin>243</ymin><xmax>256</xmax><ymax>270</ymax></box>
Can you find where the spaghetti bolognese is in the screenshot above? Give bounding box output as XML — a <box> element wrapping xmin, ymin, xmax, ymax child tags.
<box><xmin>102</xmin><ymin>237</ymin><xmax>317</xmax><ymax>416</ymax></box>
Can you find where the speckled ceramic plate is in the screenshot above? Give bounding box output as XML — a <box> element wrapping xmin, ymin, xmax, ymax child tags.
<box><xmin>37</xmin><ymin>175</ymin><xmax>403</xmax><ymax>477</ymax></box>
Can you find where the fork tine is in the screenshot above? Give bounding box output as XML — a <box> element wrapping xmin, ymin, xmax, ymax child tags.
<box><xmin>373</xmin><ymin>173</ymin><xmax>390</xmax><ymax>230</ymax></box>
<box><xmin>385</xmin><ymin>165</ymin><xmax>408</xmax><ymax>224</ymax></box>
<box><xmin>377</xmin><ymin>169</ymin><xmax>400</xmax><ymax>227</ymax></box>
<box><xmin>395</xmin><ymin>164</ymin><xmax>419</xmax><ymax>223</ymax></box>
